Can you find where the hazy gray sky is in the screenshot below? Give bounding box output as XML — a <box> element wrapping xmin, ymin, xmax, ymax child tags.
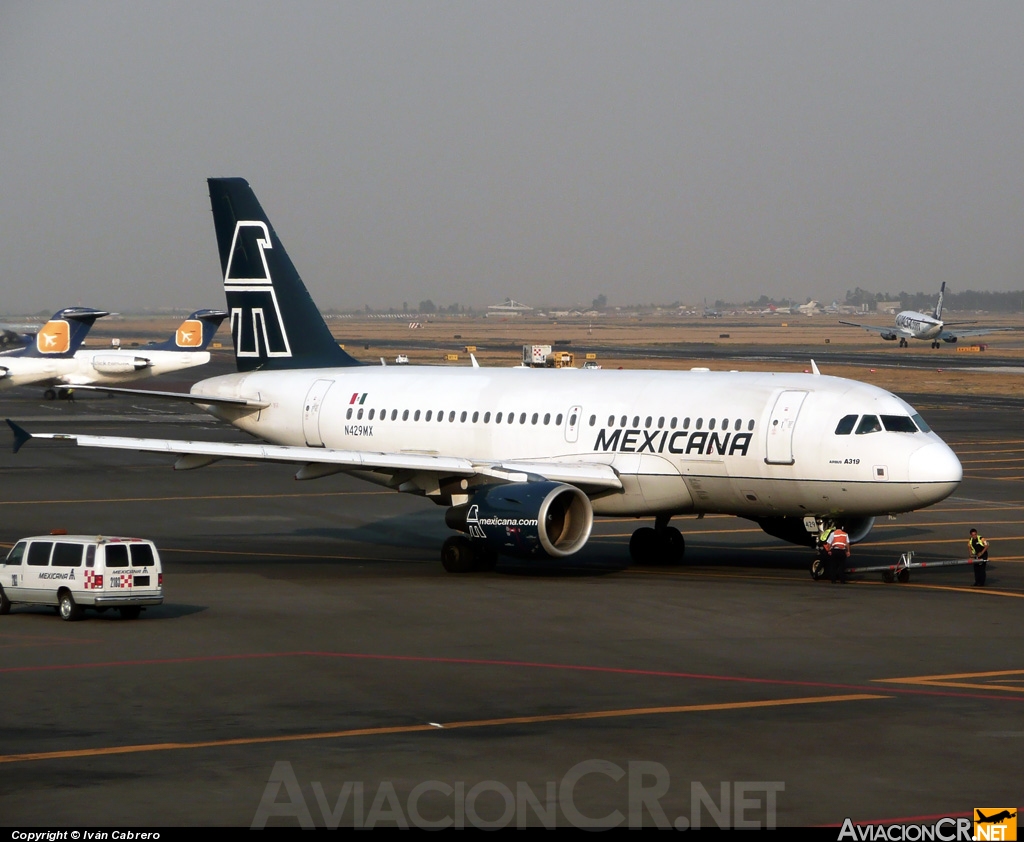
<box><xmin>2</xmin><ymin>2</ymin><xmax>1023</xmax><ymax>313</ymax></box>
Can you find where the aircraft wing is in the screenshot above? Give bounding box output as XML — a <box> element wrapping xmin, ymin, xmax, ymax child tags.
<box><xmin>7</xmin><ymin>423</ymin><xmax>624</xmax><ymax>493</ymax></box>
<box><xmin>838</xmin><ymin>320</ymin><xmax>907</xmax><ymax>338</ymax></box>
<box><xmin>51</xmin><ymin>384</ymin><xmax>269</xmax><ymax>408</ymax></box>
<box><xmin>939</xmin><ymin>326</ymin><xmax>1014</xmax><ymax>341</ymax></box>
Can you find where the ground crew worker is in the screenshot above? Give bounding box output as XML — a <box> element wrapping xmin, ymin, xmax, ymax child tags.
<box><xmin>968</xmin><ymin>529</ymin><xmax>988</xmax><ymax>586</ymax></box>
<box><xmin>816</xmin><ymin>525</ymin><xmax>834</xmax><ymax>580</ymax></box>
<box><xmin>826</xmin><ymin>525</ymin><xmax>850</xmax><ymax>584</ymax></box>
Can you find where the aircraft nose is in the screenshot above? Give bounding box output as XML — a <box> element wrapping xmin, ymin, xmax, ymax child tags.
<box><xmin>908</xmin><ymin>442</ymin><xmax>962</xmax><ymax>506</ymax></box>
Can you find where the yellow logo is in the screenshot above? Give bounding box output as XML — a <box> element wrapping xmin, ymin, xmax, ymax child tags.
<box><xmin>176</xmin><ymin>319</ymin><xmax>203</xmax><ymax>348</ymax></box>
<box><xmin>975</xmin><ymin>809</ymin><xmax>1017</xmax><ymax>841</ymax></box>
<box><xmin>36</xmin><ymin>320</ymin><xmax>70</xmax><ymax>354</ymax></box>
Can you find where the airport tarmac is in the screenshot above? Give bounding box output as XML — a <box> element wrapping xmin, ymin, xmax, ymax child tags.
<box><xmin>0</xmin><ymin>385</ymin><xmax>1021</xmax><ymax>828</ymax></box>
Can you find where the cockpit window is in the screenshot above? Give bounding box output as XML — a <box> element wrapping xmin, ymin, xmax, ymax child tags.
<box><xmin>912</xmin><ymin>413</ymin><xmax>931</xmax><ymax>433</ymax></box>
<box><xmin>855</xmin><ymin>415</ymin><xmax>882</xmax><ymax>435</ymax></box>
<box><xmin>834</xmin><ymin>415</ymin><xmax>858</xmax><ymax>435</ymax></box>
<box><xmin>881</xmin><ymin>415</ymin><xmax>918</xmax><ymax>433</ymax></box>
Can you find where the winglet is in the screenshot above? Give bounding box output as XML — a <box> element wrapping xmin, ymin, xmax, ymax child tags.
<box><xmin>6</xmin><ymin>419</ymin><xmax>32</xmax><ymax>454</ymax></box>
<box><xmin>810</xmin><ymin>359</ymin><xmax>820</xmax><ymax>376</ymax></box>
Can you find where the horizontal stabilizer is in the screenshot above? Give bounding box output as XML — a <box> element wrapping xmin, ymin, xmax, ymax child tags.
<box><xmin>53</xmin><ymin>384</ymin><xmax>269</xmax><ymax>408</ymax></box>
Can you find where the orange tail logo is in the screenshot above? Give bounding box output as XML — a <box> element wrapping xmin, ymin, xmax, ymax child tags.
<box><xmin>176</xmin><ymin>319</ymin><xmax>203</xmax><ymax>348</ymax></box>
<box><xmin>36</xmin><ymin>320</ymin><xmax>71</xmax><ymax>354</ymax></box>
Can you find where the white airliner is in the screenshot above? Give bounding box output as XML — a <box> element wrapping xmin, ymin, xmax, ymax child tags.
<box><xmin>840</xmin><ymin>283</ymin><xmax>1008</xmax><ymax>348</ymax></box>
<box><xmin>0</xmin><ymin>309</ymin><xmax>227</xmax><ymax>399</ymax></box>
<box><xmin>8</xmin><ymin>179</ymin><xmax>963</xmax><ymax>573</ymax></box>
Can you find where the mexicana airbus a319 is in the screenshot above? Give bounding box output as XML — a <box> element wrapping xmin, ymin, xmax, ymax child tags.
<box><xmin>8</xmin><ymin>178</ymin><xmax>963</xmax><ymax>572</ymax></box>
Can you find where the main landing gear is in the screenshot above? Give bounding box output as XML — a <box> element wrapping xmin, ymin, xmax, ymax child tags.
<box><xmin>440</xmin><ymin>536</ymin><xmax>500</xmax><ymax>574</ymax></box>
<box><xmin>629</xmin><ymin>515</ymin><xmax>686</xmax><ymax>565</ymax></box>
<box><xmin>898</xmin><ymin>338</ymin><xmax>908</xmax><ymax>347</ymax></box>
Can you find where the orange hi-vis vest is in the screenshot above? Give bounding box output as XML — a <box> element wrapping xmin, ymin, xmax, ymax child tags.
<box><xmin>828</xmin><ymin>529</ymin><xmax>850</xmax><ymax>552</ymax></box>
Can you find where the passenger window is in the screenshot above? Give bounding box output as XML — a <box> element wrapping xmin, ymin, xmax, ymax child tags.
<box><xmin>881</xmin><ymin>415</ymin><xmax>918</xmax><ymax>433</ymax></box>
<box><xmin>346</xmin><ymin>408</ymin><xmax>353</xmax><ymax>420</ymax></box>
<box><xmin>391</xmin><ymin>409</ymin><xmax>398</xmax><ymax>421</ymax></box>
<box><xmin>402</xmin><ymin>410</ymin><xmax>409</xmax><ymax>421</ymax></box>
<box><xmin>632</xmin><ymin>416</ymin><xmax>640</xmax><ymax>427</ymax></box>
<box><xmin>644</xmin><ymin>417</ymin><xmax>652</xmax><ymax>428</ymax></box>
<box><xmin>449</xmin><ymin>411</ymin><xmax>456</xmax><ymax>423</ymax></box>
<box><xmin>608</xmin><ymin>415</ymin><xmax>614</xmax><ymax>426</ymax></box>
<box><xmin>357</xmin><ymin>408</ymin><xmax>364</xmax><ymax>420</ymax></box>
<box><xmin>483</xmin><ymin>412</ymin><xmax>490</xmax><ymax>423</ymax></box>
<box><xmin>52</xmin><ymin>543</ymin><xmax>84</xmax><ymax>568</ymax></box>
<box><xmin>696</xmin><ymin>418</ymin><xmax>703</xmax><ymax>430</ymax></box>
<box><xmin>508</xmin><ymin>413</ymin><xmax>514</xmax><ymax>424</ymax></box>
<box><xmin>519</xmin><ymin>413</ymin><xmax>527</xmax><ymax>424</ymax></box>
<box><xmin>105</xmin><ymin>545</ymin><xmax>129</xmax><ymax>568</ymax></box>
<box><xmin>130</xmin><ymin>544</ymin><xmax>155</xmax><ymax>568</ymax></box>
<box><xmin>855</xmin><ymin>415</ymin><xmax>882</xmax><ymax>435</ymax></box>
<box><xmin>734</xmin><ymin>419</ymin><xmax>741</xmax><ymax>431</ymax></box>
<box><xmin>27</xmin><ymin>542</ymin><xmax>52</xmax><ymax>566</ymax></box>
<box><xmin>472</xmin><ymin>411</ymin><xmax>479</xmax><ymax>423</ymax></box>
<box><xmin>415</xmin><ymin>410</ymin><xmax>422</xmax><ymax>421</ymax></box>
<box><xmin>709</xmin><ymin>418</ymin><xmax>716</xmax><ymax>430</ymax></box>
<box><xmin>423</xmin><ymin>410</ymin><xmax>430</xmax><ymax>421</ymax></box>
<box><xmin>658</xmin><ymin>416</ymin><xmax>665</xmax><ymax>427</ymax></box>
<box><xmin>620</xmin><ymin>416</ymin><xmax>627</xmax><ymax>427</ymax></box>
<box><xmin>368</xmin><ymin>409</ymin><xmax>375</xmax><ymax>420</ymax></box>
<box><xmin>834</xmin><ymin>415</ymin><xmax>858</xmax><ymax>435</ymax></box>
<box><xmin>531</xmin><ymin>413</ymin><xmax>539</xmax><ymax>425</ymax></box>
<box><xmin>683</xmin><ymin>417</ymin><xmax>691</xmax><ymax>429</ymax></box>
<box><xmin>496</xmin><ymin>412</ymin><xmax>503</xmax><ymax>423</ymax></box>
<box><xmin>460</xmin><ymin>411</ymin><xmax>467</xmax><ymax>423</ymax></box>
<box><xmin>544</xmin><ymin>413</ymin><xmax>551</xmax><ymax>425</ymax></box>
<box><xmin>670</xmin><ymin>417</ymin><xmax>677</xmax><ymax>429</ymax></box>
<box><xmin>747</xmin><ymin>419</ymin><xmax>754</xmax><ymax>431</ymax></box>
<box><xmin>5</xmin><ymin>542</ymin><xmax>26</xmax><ymax>566</ymax></box>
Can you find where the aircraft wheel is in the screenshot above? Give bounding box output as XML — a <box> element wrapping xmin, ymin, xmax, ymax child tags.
<box><xmin>441</xmin><ymin>536</ymin><xmax>476</xmax><ymax>573</ymax></box>
<box><xmin>0</xmin><ymin>587</ymin><xmax>10</xmax><ymax>615</ymax></box>
<box><xmin>810</xmin><ymin>559</ymin><xmax>826</xmax><ymax>580</ymax></box>
<box><xmin>662</xmin><ymin>527</ymin><xmax>685</xmax><ymax>564</ymax></box>
<box><xmin>119</xmin><ymin>606</ymin><xmax>141</xmax><ymax>620</ymax></box>
<box><xmin>43</xmin><ymin>388</ymin><xmax>57</xmax><ymax>401</ymax></box>
<box><xmin>58</xmin><ymin>590</ymin><xmax>83</xmax><ymax>622</ymax></box>
<box><xmin>882</xmin><ymin>570</ymin><xmax>895</xmax><ymax>583</ymax></box>
<box><xmin>629</xmin><ymin>527</ymin><xmax>658</xmax><ymax>564</ymax></box>
<box><xmin>897</xmin><ymin>569</ymin><xmax>910</xmax><ymax>584</ymax></box>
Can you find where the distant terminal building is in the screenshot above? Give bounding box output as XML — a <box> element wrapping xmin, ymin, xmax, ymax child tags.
<box><xmin>875</xmin><ymin>300</ymin><xmax>902</xmax><ymax>314</ymax></box>
<box><xmin>486</xmin><ymin>298</ymin><xmax>533</xmax><ymax>317</ymax></box>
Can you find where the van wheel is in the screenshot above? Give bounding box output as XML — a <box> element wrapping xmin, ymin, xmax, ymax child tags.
<box><xmin>0</xmin><ymin>587</ymin><xmax>10</xmax><ymax>615</ymax></box>
<box><xmin>119</xmin><ymin>606</ymin><xmax>141</xmax><ymax>620</ymax></box>
<box><xmin>59</xmin><ymin>591</ymin><xmax>83</xmax><ymax>622</ymax></box>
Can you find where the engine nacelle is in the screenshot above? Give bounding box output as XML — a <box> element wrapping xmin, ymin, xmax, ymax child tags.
<box><xmin>445</xmin><ymin>482</ymin><xmax>593</xmax><ymax>559</ymax></box>
<box><xmin>881</xmin><ymin>333</ymin><xmax>898</xmax><ymax>341</ymax></box>
<box><xmin>0</xmin><ymin>366</ymin><xmax>8</xmax><ymax>379</ymax></box>
<box><xmin>90</xmin><ymin>355</ymin><xmax>152</xmax><ymax>374</ymax></box>
<box><xmin>752</xmin><ymin>515</ymin><xmax>877</xmax><ymax>547</ymax></box>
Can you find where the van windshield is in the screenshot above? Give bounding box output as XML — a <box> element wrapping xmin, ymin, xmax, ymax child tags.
<box><xmin>5</xmin><ymin>542</ymin><xmax>26</xmax><ymax>565</ymax></box>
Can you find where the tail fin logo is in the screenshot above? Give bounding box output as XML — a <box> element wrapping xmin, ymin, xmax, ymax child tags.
<box><xmin>36</xmin><ymin>321</ymin><xmax>71</xmax><ymax>354</ymax></box>
<box><xmin>224</xmin><ymin>221</ymin><xmax>292</xmax><ymax>359</ymax></box>
<box><xmin>175</xmin><ymin>319</ymin><xmax>203</xmax><ymax>348</ymax></box>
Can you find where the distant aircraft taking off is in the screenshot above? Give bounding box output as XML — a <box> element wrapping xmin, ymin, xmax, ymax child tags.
<box><xmin>10</xmin><ymin>179</ymin><xmax>963</xmax><ymax>573</ymax></box>
<box><xmin>840</xmin><ymin>283</ymin><xmax>1009</xmax><ymax>348</ymax></box>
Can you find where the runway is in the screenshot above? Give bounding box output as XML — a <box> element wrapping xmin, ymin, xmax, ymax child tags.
<box><xmin>0</xmin><ymin>386</ymin><xmax>1021</xmax><ymax>827</ymax></box>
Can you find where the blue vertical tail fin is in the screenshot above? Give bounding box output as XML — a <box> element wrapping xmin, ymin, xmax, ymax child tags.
<box><xmin>147</xmin><ymin>309</ymin><xmax>228</xmax><ymax>351</ymax></box>
<box><xmin>933</xmin><ymin>282</ymin><xmax>946</xmax><ymax>321</ymax></box>
<box><xmin>19</xmin><ymin>307</ymin><xmax>109</xmax><ymax>358</ymax></box>
<box><xmin>207</xmin><ymin>178</ymin><xmax>361</xmax><ymax>371</ymax></box>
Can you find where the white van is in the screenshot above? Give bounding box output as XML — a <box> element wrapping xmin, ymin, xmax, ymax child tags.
<box><xmin>0</xmin><ymin>534</ymin><xmax>164</xmax><ymax>621</ymax></box>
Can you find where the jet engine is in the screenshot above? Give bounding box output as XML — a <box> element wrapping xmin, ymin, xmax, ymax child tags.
<box><xmin>445</xmin><ymin>481</ymin><xmax>593</xmax><ymax>559</ymax></box>
<box><xmin>753</xmin><ymin>515</ymin><xmax>876</xmax><ymax>547</ymax></box>
<box><xmin>90</xmin><ymin>355</ymin><xmax>152</xmax><ymax>374</ymax></box>
<box><xmin>0</xmin><ymin>366</ymin><xmax>8</xmax><ymax>379</ymax></box>
<box><xmin>881</xmin><ymin>332</ymin><xmax>898</xmax><ymax>341</ymax></box>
